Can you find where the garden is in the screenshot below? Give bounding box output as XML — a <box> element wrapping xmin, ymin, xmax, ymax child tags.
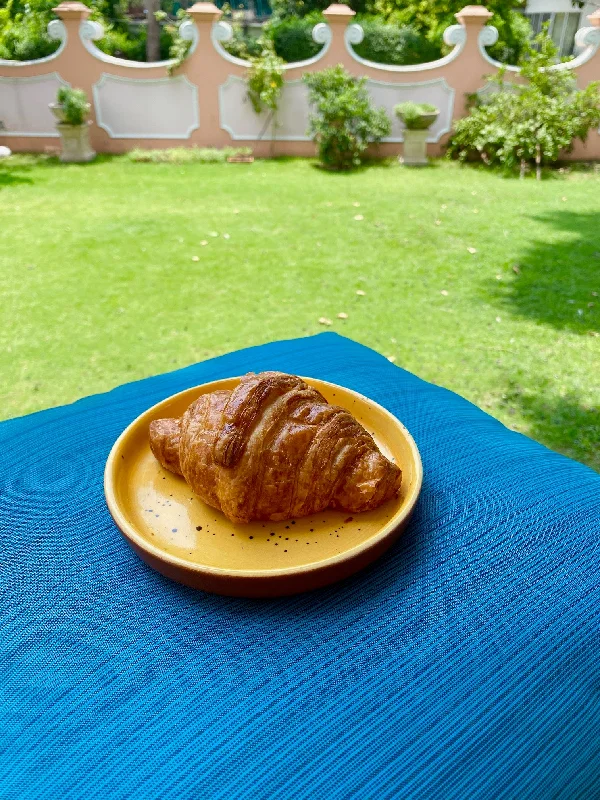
<box><xmin>1</xmin><ymin>153</ymin><xmax>599</xmax><ymax>471</ymax></box>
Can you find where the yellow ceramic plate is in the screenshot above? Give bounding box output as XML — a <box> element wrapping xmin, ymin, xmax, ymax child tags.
<box><xmin>104</xmin><ymin>377</ymin><xmax>423</xmax><ymax>597</ymax></box>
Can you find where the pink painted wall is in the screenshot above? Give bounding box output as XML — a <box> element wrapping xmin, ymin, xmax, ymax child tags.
<box><xmin>1</xmin><ymin>1</ymin><xmax>600</xmax><ymax>159</ymax></box>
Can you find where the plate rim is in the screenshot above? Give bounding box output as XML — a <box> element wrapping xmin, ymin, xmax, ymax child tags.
<box><xmin>104</xmin><ymin>376</ymin><xmax>423</xmax><ymax>579</ymax></box>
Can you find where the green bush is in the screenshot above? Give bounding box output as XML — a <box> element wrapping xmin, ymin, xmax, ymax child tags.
<box><xmin>365</xmin><ymin>1</ymin><xmax>531</xmax><ymax>66</ymax></box>
<box><xmin>353</xmin><ymin>18</ymin><xmax>439</xmax><ymax>65</ymax></box>
<box><xmin>268</xmin><ymin>13</ymin><xmax>322</xmax><ymax>62</ymax></box>
<box><xmin>126</xmin><ymin>147</ymin><xmax>252</xmax><ymax>163</ymax></box>
<box><xmin>0</xmin><ymin>0</ymin><xmax>59</xmax><ymax>61</ymax></box>
<box><xmin>266</xmin><ymin>15</ymin><xmax>441</xmax><ymax>66</ymax></box>
<box><xmin>394</xmin><ymin>101</ymin><xmax>438</xmax><ymax>129</ymax></box>
<box><xmin>447</xmin><ymin>27</ymin><xmax>600</xmax><ymax>177</ymax></box>
<box><xmin>97</xmin><ymin>24</ymin><xmax>174</xmax><ymax>62</ymax></box>
<box><xmin>303</xmin><ymin>65</ymin><xmax>391</xmax><ymax>169</ymax></box>
<box><xmin>56</xmin><ymin>87</ymin><xmax>90</xmax><ymax>126</ymax></box>
<box><xmin>0</xmin><ymin>0</ymin><xmax>175</xmax><ymax>63</ymax></box>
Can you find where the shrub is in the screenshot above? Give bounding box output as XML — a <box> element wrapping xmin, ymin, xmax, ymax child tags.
<box><xmin>97</xmin><ymin>24</ymin><xmax>174</xmax><ymax>62</ymax></box>
<box><xmin>268</xmin><ymin>13</ymin><xmax>322</xmax><ymax>62</ymax></box>
<box><xmin>126</xmin><ymin>147</ymin><xmax>252</xmax><ymax>164</ymax></box>
<box><xmin>0</xmin><ymin>0</ymin><xmax>59</xmax><ymax>61</ymax></box>
<box><xmin>366</xmin><ymin>1</ymin><xmax>531</xmax><ymax>66</ymax></box>
<box><xmin>303</xmin><ymin>65</ymin><xmax>391</xmax><ymax>169</ymax></box>
<box><xmin>56</xmin><ymin>87</ymin><xmax>90</xmax><ymax>126</ymax></box>
<box><xmin>0</xmin><ymin>0</ymin><xmax>175</xmax><ymax>63</ymax></box>
<box><xmin>353</xmin><ymin>18</ymin><xmax>439</xmax><ymax>65</ymax></box>
<box><xmin>447</xmin><ymin>27</ymin><xmax>600</xmax><ymax>177</ymax></box>
<box><xmin>394</xmin><ymin>101</ymin><xmax>438</xmax><ymax>129</ymax></box>
<box><xmin>266</xmin><ymin>15</ymin><xmax>440</xmax><ymax>66</ymax></box>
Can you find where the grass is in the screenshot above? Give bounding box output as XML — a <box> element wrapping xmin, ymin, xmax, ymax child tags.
<box><xmin>1</xmin><ymin>155</ymin><xmax>598</xmax><ymax>471</ymax></box>
<box><xmin>126</xmin><ymin>147</ymin><xmax>252</xmax><ymax>163</ymax></box>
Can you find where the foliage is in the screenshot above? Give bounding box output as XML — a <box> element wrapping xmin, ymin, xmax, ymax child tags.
<box><xmin>56</xmin><ymin>87</ymin><xmax>90</xmax><ymax>126</ymax></box>
<box><xmin>352</xmin><ymin>18</ymin><xmax>438</xmax><ymax>65</ymax></box>
<box><xmin>267</xmin><ymin>12</ymin><xmax>322</xmax><ymax>62</ymax></box>
<box><xmin>0</xmin><ymin>0</ymin><xmax>174</xmax><ymax>62</ymax></box>
<box><xmin>489</xmin><ymin>9</ymin><xmax>533</xmax><ymax>66</ymax></box>
<box><xmin>394</xmin><ymin>101</ymin><xmax>438</xmax><ymax>129</ymax></box>
<box><xmin>247</xmin><ymin>40</ymin><xmax>285</xmax><ymax>114</ymax></box>
<box><xmin>269</xmin><ymin>0</ymin><xmax>531</xmax><ymax>65</ymax></box>
<box><xmin>157</xmin><ymin>9</ymin><xmax>193</xmax><ymax>74</ymax></box>
<box><xmin>126</xmin><ymin>147</ymin><xmax>252</xmax><ymax>163</ymax></box>
<box><xmin>447</xmin><ymin>28</ymin><xmax>600</xmax><ymax>177</ymax></box>
<box><xmin>303</xmin><ymin>65</ymin><xmax>391</xmax><ymax>169</ymax></box>
<box><xmin>363</xmin><ymin>0</ymin><xmax>530</xmax><ymax>64</ymax></box>
<box><xmin>97</xmin><ymin>18</ymin><xmax>174</xmax><ymax>63</ymax></box>
<box><xmin>264</xmin><ymin>14</ymin><xmax>441</xmax><ymax>66</ymax></box>
<box><xmin>269</xmin><ymin>0</ymin><xmax>368</xmax><ymax>19</ymax></box>
<box><xmin>223</xmin><ymin>25</ymin><xmax>262</xmax><ymax>60</ymax></box>
<box><xmin>220</xmin><ymin>6</ymin><xmax>263</xmax><ymax>59</ymax></box>
<box><xmin>0</xmin><ymin>0</ymin><xmax>59</xmax><ymax>61</ymax></box>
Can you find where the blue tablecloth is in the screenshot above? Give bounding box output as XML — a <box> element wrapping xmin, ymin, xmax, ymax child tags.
<box><xmin>1</xmin><ymin>333</ymin><xmax>599</xmax><ymax>799</ymax></box>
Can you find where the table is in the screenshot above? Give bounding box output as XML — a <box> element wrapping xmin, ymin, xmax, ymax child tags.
<box><xmin>1</xmin><ymin>333</ymin><xmax>599</xmax><ymax>799</ymax></box>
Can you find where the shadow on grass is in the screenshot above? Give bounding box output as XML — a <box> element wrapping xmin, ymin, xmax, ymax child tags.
<box><xmin>0</xmin><ymin>161</ymin><xmax>34</xmax><ymax>189</ymax></box>
<box><xmin>307</xmin><ymin>156</ymin><xmax>439</xmax><ymax>175</ymax></box>
<box><xmin>499</xmin><ymin>381</ymin><xmax>599</xmax><ymax>472</ymax></box>
<box><xmin>0</xmin><ymin>153</ymin><xmax>121</xmax><ymax>189</ymax></box>
<box><xmin>447</xmin><ymin>158</ymin><xmax>600</xmax><ymax>181</ymax></box>
<box><xmin>485</xmin><ymin>210</ymin><xmax>600</xmax><ymax>333</ymax></box>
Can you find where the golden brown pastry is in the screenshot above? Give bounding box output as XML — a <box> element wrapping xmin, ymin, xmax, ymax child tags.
<box><xmin>149</xmin><ymin>372</ymin><xmax>401</xmax><ymax>523</ymax></box>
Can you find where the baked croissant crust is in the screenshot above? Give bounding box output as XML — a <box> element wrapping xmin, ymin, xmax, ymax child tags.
<box><xmin>149</xmin><ymin>371</ymin><xmax>401</xmax><ymax>524</ymax></box>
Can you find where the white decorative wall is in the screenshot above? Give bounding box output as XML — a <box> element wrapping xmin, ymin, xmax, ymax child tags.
<box><xmin>1</xmin><ymin>5</ymin><xmax>599</xmax><ymax>158</ymax></box>
<box><xmin>92</xmin><ymin>74</ymin><xmax>199</xmax><ymax>139</ymax></box>
<box><xmin>220</xmin><ymin>76</ymin><xmax>454</xmax><ymax>144</ymax></box>
<box><xmin>0</xmin><ymin>73</ymin><xmax>67</xmax><ymax>137</ymax></box>
<box><xmin>220</xmin><ymin>77</ymin><xmax>310</xmax><ymax>141</ymax></box>
<box><xmin>366</xmin><ymin>78</ymin><xmax>455</xmax><ymax>143</ymax></box>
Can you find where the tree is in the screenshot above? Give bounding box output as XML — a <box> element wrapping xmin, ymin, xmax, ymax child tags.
<box><xmin>144</xmin><ymin>0</ymin><xmax>161</xmax><ymax>61</ymax></box>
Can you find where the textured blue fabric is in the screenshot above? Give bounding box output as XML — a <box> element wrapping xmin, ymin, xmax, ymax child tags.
<box><xmin>1</xmin><ymin>333</ymin><xmax>599</xmax><ymax>800</ymax></box>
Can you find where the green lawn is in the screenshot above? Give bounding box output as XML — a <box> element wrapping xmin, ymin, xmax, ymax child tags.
<box><xmin>1</xmin><ymin>155</ymin><xmax>598</xmax><ymax>471</ymax></box>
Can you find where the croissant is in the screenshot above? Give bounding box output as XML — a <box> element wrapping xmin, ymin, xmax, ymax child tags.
<box><xmin>149</xmin><ymin>371</ymin><xmax>401</xmax><ymax>524</ymax></box>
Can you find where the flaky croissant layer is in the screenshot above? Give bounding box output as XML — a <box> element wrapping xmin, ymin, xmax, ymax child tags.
<box><xmin>149</xmin><ymin>372</ymin><xmax>401</xmax><ymax>524</ymax></box>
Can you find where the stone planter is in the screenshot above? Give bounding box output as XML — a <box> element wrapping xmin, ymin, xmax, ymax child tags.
<box><xmin>56</xmin><ymin>121</ymin><xmax>96</xmax><ymax>163</ymax></box>
<box><xmin>49</xmin><ymin>102</ymin><xmax>68</xmax><ymax>123</ymax></box>
<box><xmin>401</xmin><ymin>129</ymin><xmax>430</xmax><ymax>166</ymax></box>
